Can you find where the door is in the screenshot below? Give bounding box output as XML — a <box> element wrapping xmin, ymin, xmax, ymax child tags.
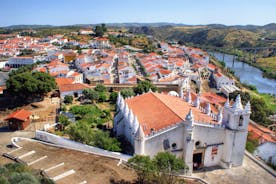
<box><xmin>193</xmin><ymin>153</ymin><xmax>203</xmax><ymax>170</ymax></box>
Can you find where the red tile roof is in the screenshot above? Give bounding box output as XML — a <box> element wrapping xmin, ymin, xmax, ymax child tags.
<box><xmin>248</xmin><ymin>122</ymin><xmax>276</xmax><ymax>143</ymax></box>
<box><xmin>55</xmin><ymin>78</ymin><xmax>74</xmax><ymax>86</ymax></box>
<box><xmin>59</xmin><ymin>83</ymin><xmax>90</xmax><ymax>93</ymax></box>
<box><xmin>5</xmin><ymin>109</ymin><xmax>32</xmax><ymax>121</ymax></box>
<box><xmin>125</xmin><ymin>92</ymin><xmax>218</xmax><ymax>135</ymax></box>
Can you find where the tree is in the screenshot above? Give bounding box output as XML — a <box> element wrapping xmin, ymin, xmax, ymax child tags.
<box><xmin>64</xmin><ymin>95</ymin><xmax>73</xmax><ymax>104</ymax></box>
<box><xmin>109</xmin><ymin>91</ymin><xmax>118</xmax><ymax>104</ymax></box>
<box><xmin>58</xmin><ymin>114</ymin><xmax>70</xmax><ymax>130</ymax></box>
<box><xmin>95</xmin><ymin>26</ymin><xmax>103</xmax><ymax>37</ymax></box>
<box><xmin>250</xmin><ymin>96</ymin><xmax>272</xmax><ymax>125</ymax></box>
<box><xmin>128</xmin><ymin>155</ymin><xmax>156</xmax><ymax>183</ymax></box>
<box><xmin>94</xmin><ymin>84</ymin><xmax>107</xmax><ymax>92</ymax></box>
<box><xmin>0</xmin><ymin>163</ymin><xmax>53</xmax><ymax>184</ymax></box>
<box><xmin>6</xmin><ymin>71</ymin><xmax>56</xmax><ymax>99</ymax></box>
<box><xmin>83</xmin><ymin>89</ymin><xmax>99</xmax><ymax>103</ymax></box>
<box><xmin>66</xmin><ymin>122</ymin><xmax>121</xmax><ymax>152</ymax></box>
<box><xmin>153</xmin><ymin>152</ymin><xmax>187</xmax><ymax>184</ymax></box>
<box><xmin>128</xmin><ymin>152</ymin><xmax>188</xmax><ymax>184</ymax></box>
<box><xmin>133</xmin><ymin>80</ymin><xmax>157</xmax><ymax>95</ymax></box>
<box><xmin>229</xmin><ymin>90</ymin><xmax>251</xmax><ymax>105</ymax></box>
<box><xmin>98</xmin><ymin>92</ymin><xmax>107</xmax><ymax>102</ymax></box>
<box><xmin>120</xmin><ymin>88</ymin><xmax>135</xmax><ymax>98</ymax></box>
<box><xmin>93</xmin><ymin>130</ymin><xmax>121</xmax><ymax>152</ymax></box>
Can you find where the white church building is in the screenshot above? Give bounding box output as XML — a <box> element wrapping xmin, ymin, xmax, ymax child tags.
<box><xmin>113</xmin><ymin>91</ymin><xmax>251</xmax><ymax>172</ymax></box>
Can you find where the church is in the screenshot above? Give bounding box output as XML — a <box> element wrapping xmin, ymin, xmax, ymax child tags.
<box><xmin>113</xmin><ymin>90</ymin><xmax>251</xmax><ymax>173</ymax></box>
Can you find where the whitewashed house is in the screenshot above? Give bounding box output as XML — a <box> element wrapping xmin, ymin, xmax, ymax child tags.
<box><xmin>7</xmin><ymin>57</ymin><xmax>35</xmax><ymax>68</ymax></box>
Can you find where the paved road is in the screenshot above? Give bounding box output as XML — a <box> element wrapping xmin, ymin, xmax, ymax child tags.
<box><xmin>193</xmin><ymin>156</ymin><xmax>276</xmax><ymax>184</ymax></box>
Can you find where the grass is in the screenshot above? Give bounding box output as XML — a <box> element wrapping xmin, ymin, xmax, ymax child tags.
<box><xmin>259</xmin><ymin>93</ymin><xmax>276</xmax><ymax>112</ymax></box>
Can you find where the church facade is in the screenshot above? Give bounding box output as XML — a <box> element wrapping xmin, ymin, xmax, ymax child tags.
<box><xmin>113</xmin><ymin>91</ymin><xmax>251</xmax><ymax>172</ymax></box>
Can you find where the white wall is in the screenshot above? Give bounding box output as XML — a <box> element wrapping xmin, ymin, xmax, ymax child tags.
<box><xmin>254</xmin><ymin>142</ymin><xmax>276</xmax><ymax>165</ymax></box>
<box><xmin>143</xmin><ymin>125</ymin><xmax>184</xmax><ymax>158</ymax></box>
<box><xmin>35</xmin><ymin>130</ymin><xmax>132</xmax><ymax>161</ymax></box>
<box><xmin>193</xmin><ymin>125</ymin><xmax>225</xmax><ymax>167</ymax></box>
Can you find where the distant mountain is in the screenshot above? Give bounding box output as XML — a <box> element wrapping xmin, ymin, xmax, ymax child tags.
<box><xmin>1</xmin><ymin>22</ymin><xmax>275</xmax><ymax>30</ymax></box>
<box><xmin>263</xmin><ymin>23</ymin><xmax>276</xmax><ymax>31</ymax></box>
<box><xmin>4</xmin><ymin>25</ymin><xmax>54</xmax><ymax>29</ymax></box>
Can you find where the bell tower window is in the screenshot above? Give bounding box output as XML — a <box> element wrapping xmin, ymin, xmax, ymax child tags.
<box><xmin>239</xmin><ymin>115</ymin><xmax>243</xmax><ymax>126</ymax></box>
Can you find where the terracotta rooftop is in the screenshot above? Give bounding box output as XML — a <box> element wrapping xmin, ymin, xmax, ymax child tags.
<box><xmin>5</xmin><ymin>109</ymin><xmax>32</xmax><ymax>121</ymax></box>
<box><xmin>248</xmin><ymin>122</ymin><xmax>276</xmax><ymax>143</ymax></box>
<box><xmin>125</xmin><ymin>92</ymin><xmax>218</xmax><ymax>136</ymax></box>
<box><xmin>59</xmin><ymin>83</ymin><xmax>90</xmax><ymax>93</ymax></box>
<box><xmin>55</xmin><ymin>78</ymin><xmax>74</xmax><ymax>86</ymax></box>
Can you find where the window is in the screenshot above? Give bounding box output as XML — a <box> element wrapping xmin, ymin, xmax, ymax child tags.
<box><xmin>172</xmin><ymin>143</ymin><xmax>177</xmax><ymax>149</ymax></box>
<box><xmin>163</xmin><ymin>139</ymin><xmax>170</xmax><ymax>150</ymax></box>
<box><xmin>195</xmin><ymin>141</ymin><xmax>201</xmax><ymax>148</ymax></box>
<box><xmin>239</xmin><ymin>115</ymin><xmax>243</xmax><ymax>126</ymax></box>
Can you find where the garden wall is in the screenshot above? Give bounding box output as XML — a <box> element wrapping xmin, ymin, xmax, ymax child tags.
<box><xmin>35</xmin><ymin>130</ymin><xmax>132</xmax><ymax>161</ymax></box>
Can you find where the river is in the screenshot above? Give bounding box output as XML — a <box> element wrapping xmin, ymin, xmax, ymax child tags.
<box><xmin>212</xmin><ymin>52</ymin><xmax>276</xmax><ymax>95</ymax></box>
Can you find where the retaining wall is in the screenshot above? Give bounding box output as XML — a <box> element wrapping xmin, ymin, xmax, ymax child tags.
<box><xmin>35</xmin><ymin>130</ymin><xmax>132</xmax><ymax>161</ymax></box>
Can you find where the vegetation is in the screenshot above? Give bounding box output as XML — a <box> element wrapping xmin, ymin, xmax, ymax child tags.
<box><xmin>109</xmin><ymin>91</ymin><xmax>118</xmax><ymax>104</ymax></box>
<box><xmin>94</xmin><ymin>24</ymin><xmax>107</xmax><ymax>37</ymax></box>
<box><xmin>64</xmin><ymin>95</ymin><xmax>73</xmax><ymax>104</ymax></box>
<box><xmin>66</xmin><ymin>121</ymin><xmax>121</xmax><ymax>152</ymax></box>
<box><xmin>128</xmin><ymin>152</ymin><xmax>188</xmax><ymax>184</ymax></box>
<box><xmin>69</xmin><ymin>105</ymin><xmax>111</xmax><ymax>127</ymax></box>
<box><xmin>6</xmin><ymin>71</ymin><xmax>56</xmax><ymax>99</ymax></box>
<box><xmin>108</xmin><ymin>34</ymin><xmax>155</xmax><ymax>50</ymax></box>
<box><xmin>0</xmin><ymin>163</ymin><xmax>54</xmax><ymax>184</ymax></box>
<box><xmin>229</xmin><ymin>90</ymin><xmax>273</xmax><ymax>126</ymax></box>
<box><xmin>120</xmin><ymin>88</ymin><xmax>135</xmax><ymax>98</ymax></box>
<box><xmin>133</xmin><ymin>80</ymin><xmax>157</xmax><ymax>95</ymax></box>
<box><xmin>246</xmin><ymin>132</ymin><xmax>259</xmax><ymax>153</ymax></box>
<box><xmin>94</xmin><ymin>84</ymin><xmax>107</xmax><ymax>93</ymax></box>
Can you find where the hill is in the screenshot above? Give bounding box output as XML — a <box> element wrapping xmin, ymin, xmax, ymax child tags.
<box><xmin>128</xmin><ymin>24</ymin><xmax>276</xmax><ymax>48</ymax></box>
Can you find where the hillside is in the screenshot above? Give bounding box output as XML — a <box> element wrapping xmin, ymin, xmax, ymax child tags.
<box><xmin>128</xmin><ymin>24</ymin><xmax>276</xmax><ymax>48</ymax></box>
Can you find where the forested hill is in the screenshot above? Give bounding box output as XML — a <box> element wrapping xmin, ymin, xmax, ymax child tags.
<box><xmin>128</xmin><ymin>23</ymin><xmax>276</xmax><ymax>48</ymax></box>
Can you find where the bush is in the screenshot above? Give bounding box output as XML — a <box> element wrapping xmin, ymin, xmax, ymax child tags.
<box><xmin>69</xmin><ymin>105</ymin><xmax>110</xmax><ymax>126</ymax></box>
<box><xmin>98</xmin><ymin>92</ymin><xmax>107</xmax><ymax>102</ymax></box>
<box><xmin>66</xmin><ymin>122</ymin><xmax>121</xmax><ymax>152</ymax></box>
<box><xmin>133</xmin><ymin>80</ymin><xmax>157</xmax><ymax>95</ymax></box>
<box><xmin>64</xmin><ymin>95</ymin><xmax>73</xmax><ymax>104</ymax></box>
<box><xmin>120</xmin><ymin>88</ymin><xmax>135</xmax><ymax>98</ymax></box>
<box><xmin>94</xmin><ymin>84</ymin><xmax>107</xmax><ymax>92</ymax></box>
<box><xmin>128</xmin><ymin>152</ymin><xmax>188</xmax><ymax>183</ymax></box>
<box><xmin>83</xmin><ymin>89</ymin><xmax>99</xmax><ymax>103</ymax></box>
<box><xmin>109</xmin><ymin>92</ymin><xmax>118</xmax><ymax>104</ymax></box>
<box><xmin>0</xmin><ymin>163</ymin><xmax>52</xmax><ymax>184</ymax></box>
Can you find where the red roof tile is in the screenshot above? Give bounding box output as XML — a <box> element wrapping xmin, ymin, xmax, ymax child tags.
<box><xmin>5</xmin><ymin>109</ymin><xmax>32</xmax><ymax>121</ymax></box>
<box><xmin>59</xmin><ymin>83</ymin><xmax>90</xmax><ymax>93</ymax></box>
<box><xmin>125</xmin><ymin>92</ymin><xmax>218</xmax><ymax>135</ymax></box>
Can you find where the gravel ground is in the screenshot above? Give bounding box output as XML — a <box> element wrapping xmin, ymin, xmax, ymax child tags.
<box><xmin>5</xmin><ymin>140</ymin><xmax>137</xmax><ymax>184</ymax></box>
<box><xmin>193</xmin><ymin>156</ymin><xmax>276</xmax><ymax>184</ymax></box>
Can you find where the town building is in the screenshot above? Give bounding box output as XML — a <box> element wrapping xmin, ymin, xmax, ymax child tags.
<box><xmin>114</xmin><ymin>91</ymin><xmax>251</xmax><ymax>173</ymax></box>
<box><xmin>5</xmin><ymin>109</ymin><xmax>32</xmax><ymax>130</ymax></box>
<box><xmin>6</xmin><ymin>57</ymin><xmax>35</xmax><ymax>68</ymax></box>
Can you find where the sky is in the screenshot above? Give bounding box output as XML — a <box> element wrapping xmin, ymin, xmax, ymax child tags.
<box><xmin>1</xmin><ymin>0</ymin><xmax>276</xmax><ymax>26</ymax></box>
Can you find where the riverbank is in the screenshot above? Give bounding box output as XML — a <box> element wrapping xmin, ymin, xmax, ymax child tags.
<box><xmin>210</xmin><ymin>56</ymin><xmax>276</xmax><ymax>114</ymax></box>
<box><xmin>210</xmin><ymin>48</ymin><xmax>276</xmax><ymax>80</ymax></box>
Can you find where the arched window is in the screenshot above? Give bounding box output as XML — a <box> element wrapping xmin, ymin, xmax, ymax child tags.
<box><xmin>239</xmin><ymin>115</ymin><xmax>243</xmax><ymax>126</ymax></box>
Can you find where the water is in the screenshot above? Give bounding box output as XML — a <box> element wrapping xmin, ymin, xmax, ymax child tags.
<box><xmin>212</xmin><ymin>52</ymin><xmax>276</xmax><ymax>95</ymax></box>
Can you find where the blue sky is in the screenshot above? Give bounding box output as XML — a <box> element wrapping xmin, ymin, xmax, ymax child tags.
<box><xmin>1</xmin><ymin>0</ymin><xmax>275</xmax><ymax>26</ymax></box>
